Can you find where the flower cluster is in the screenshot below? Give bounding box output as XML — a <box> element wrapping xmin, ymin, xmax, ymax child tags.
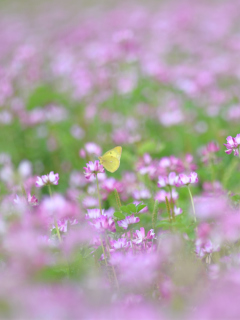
<box><xmin>36</xmin><ymin>171</ymin><xmax>59</xmax><ymax>187</ymax></box>
<box><xmin>224</xmin><ymin>134</ymin><xmax>240</xmax><ymax>156</ymax></box>
<box><xmin>158</xmin><ymin>172</ymin><xmax>198</xmax><ymax>188</ymax></box>
<box><xmin>83</xmin><ymin>161</ymin><xmax>105</xmax><ymax>179</ymax></box>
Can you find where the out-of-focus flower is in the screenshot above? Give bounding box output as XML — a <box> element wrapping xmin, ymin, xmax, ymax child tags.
<box><xmin>89</xmin><ymin>215</ymin><xmax>116</xmax><ymax>233</ymax></box>
<box><xmin>18</xmin><ymin>160</ymin><xmax>32</xmax><ymax>179</ymax></box>
<box><xmin>85</xmin><ymin>208</ymin><xmax>101</xmax><ymax>219</ymax></box>
<box><xmin>36</xmin><ymin>171</ymin><xmax>59</xmax><ymax>187</ymax></box>
<box><xmin>83</xmin><ymin>161</ymin><xmax>105</xmax><ymax>180</ymax></box>
<box><xmin>117</xmin><ymin>214</ymin><xmax>140</xmax><ymax>229</ymax></box>
<box><xmin>224</xmin><ymin>135</ymin><xmax>240</xmax><ymax>156</ymax></box>
<box><xmin>27</xmin><ymin>193</ymin><xmax>38</xmax><ymax>206</ymax></box>
<box><xmin>54</xmin><ymin>218</ymin><xmax>78</xmax><ymax>233</ymax></box>
<box><xmin>132</xmin><ymin>227</ymin><xmax>155</xmax><ymax>244</ymax></box>
<box><xmin>174</xmin><ymin>206</ymin><xmax>182</xmax><ymax>216</ymax></box>
<box><xmin>109</xmin><ymin>238</ymin><xmax>130</xmax><ymax>252</ymax></box>
<box><xmin>80</xmin><ymin>142</ymin><xmax>102</xmax><ymax>158</ymax></box>
<box><xmin>175</xmin><ymin>172</ymin><xmax>198</xmax><ymax>187</ymax></box>
<box><xmin>158</xmin><ymin>172</ymin><xmax>176</xmax><ymax>188</ymax></box>
<box><xmin>101</xmin><ymin>178</ymin><xmax>123</xmax><ymax>193</ymax></box>
<box><xmin>155</xmin><ymin>189</ymin><xmax>179</xmax><ymax>203</ymax></box>
<box><xmin>132</xmin><ymin>188</ymin><xmax>151</xmax><ymax>200</ymax></box>
<box><xmin>201</xmin><ymin>141</ymin><xmax>220</xmax><ymax>164</ymax></box>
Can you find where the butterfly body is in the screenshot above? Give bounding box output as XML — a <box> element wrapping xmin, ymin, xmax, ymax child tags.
<box><xmin>99</xmin><ymin>146</ymin><xmax>122</xmax><ymax>173</ymax></box>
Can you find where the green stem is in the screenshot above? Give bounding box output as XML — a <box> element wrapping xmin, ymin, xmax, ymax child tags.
<box><xmin>169</xmin><ymin>186</ymin><xmax>175</xmax><ymax>220</ymax></box>
<box><xmin>48</xmin><ymin>185</ymin><xmax>61</xmax><ymax>242</ymax></box>
<box><xmin>114</xmin><ymin>188</ymin><xmax>122</xmax><ymax>211</ymax></box>
<box><xmin>187</xmin><ymin>186</ymin><xmax>197</xmax><ymax>223</ymax></box>
<box><xmin>105</xmin><ymin>236</ymin><xmax>119</xmax><ymax>289</ymax></box>
<box><xmin>96</xmin><ymin>174</ymin><xmax>102</xmax><ymax>215</ymax></box>
<box><xmin>165</xmin><ymin>196</ymin><xmax>172</xmax><ymax>223</ymax></box>
<box><xmin>152</xmin><ymin>199</ymin><xmax>158</xmax><ymax>229</ymax></box>
<box><xmin>100</xmin><ymin>236</ymin><xmax>108</xmax><ymax>267</ymax></box>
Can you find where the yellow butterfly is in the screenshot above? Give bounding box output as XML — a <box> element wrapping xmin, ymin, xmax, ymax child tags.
<box><xmin>98</xmin><ymin>146</ymin><xmax>122</xmax><ymax>173</ymax></box>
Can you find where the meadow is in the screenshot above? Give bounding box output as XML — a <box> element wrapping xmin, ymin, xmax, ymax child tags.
<box><xmin>1</xmin><ymin>1</ymin><xmax>240</xmax><ymax>319</ymax></box>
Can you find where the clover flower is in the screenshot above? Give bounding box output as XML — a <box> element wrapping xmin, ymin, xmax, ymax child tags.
<box><xmin>117</xmin><ymin>214</ymin><xmax>140</xmax><ymax>229</ymax></box>
<box><xmin>89</xmin><ymin>215</ymin><xmax>116</xmax><ymax>233</ymax></box>
<box><xmin>175</xmin><ymin>172</ymin><xmax>198</xmax><ymax>187</ymax></box>
<box><xmin>158</xmin><ymin>172</ymin><xmax>176</xmax><ymax>188</ymax></box>
<box><xmin>83</xmin><ymin>160</ymin><xmax>105</xmax><ymax>180</ymax></box>
<box><xmin>132</xmin><ymin>227</ymin><xmax>155</xmax><ymax>244</ymax></box>
<box><xmin>36</xmin><ymin>171</ymin><xmax>59</xmax><ymax>187</ymax></box>
<box><xmin>27</xmin><ymin>193</ymin><xmax>38</xmax><ymax>206</ymax></box>
<box><xmin>224</xmin><ymin>134</ymin><xmax>240</xmax><ymax>156</ymax></box>
<box><xmin>174</xmin><ymin>206</ymin><xmax>182</xmax><ymax>216</ymax></box>
<box><xmin>109</xmin><ymin>238</ymin><xmax>130</xmax><ymax>252</ymax></box>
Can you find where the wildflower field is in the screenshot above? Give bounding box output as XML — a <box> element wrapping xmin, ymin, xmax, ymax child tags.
<box><xmin>2</xmin><ymin>0</ymin><xmax>240</xmax><ymax>319</ymax></box>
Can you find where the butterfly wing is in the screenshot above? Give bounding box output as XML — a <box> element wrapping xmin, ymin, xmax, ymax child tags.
<box><xmin>99</xmin><ymin>155</ymin><xmax>120</xmax><ymax>173</ymax></box>
<box><xmin>99</xmin><ymin>146</ymin><xmax>122</xmax><ymax>173</ymax></box>
<box><xmin>102</xmin><ymin>146</ymin><xmax>122</xmax><ymax>160</ymax></box>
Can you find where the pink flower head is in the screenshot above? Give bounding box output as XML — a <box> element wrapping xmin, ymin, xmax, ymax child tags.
<box><xmin>117</xmin><ymin>214</ymin><xmax>140</xmax><ymax>229</ymax></box>
<box><xmin>89</xmin><ymin>215</ymin><xmax>116</xmax><ymax>233</ymax></box>
<box><xmin>201</xmin><ymin>141</ymin><xmax>220</xmax><ymax>164</ymax></box>
<box><xmin>132</xmin><ymin>227</ymin><xmax>155</xmax><ymax>244</ymax></box>
<box><xmin>85</xmin><ymin>208</ymin><xmax>101</xmax><ymax>219</ymax></box>
<box><xmin>175</xmin><ymin>172</ymin><xmax>198</xmax><ymax>187</ymax></box>
<box><xmin>110</xmin><ymin>238</ymin><xmax>130</xmax><ymax>251</ymax></box>
<box><xmin>155</xmin><ymin>189</ymin><xmax>179</xmax><ymax>203</ymax></box>
<box><xmin>35</xmin><ymin>171</ymin><xmax>59</xmax><ymax>187</ymax></box>
<box><xmin>80</xmin><ymin>142</ymin><xmax>102</xmax><ymax>158</ymax></box>
<box><xmin>174</xmin><ymin>206</ymin><xmax>183</xmax><ymax>216</ymax></box>
<box><xmin>27</xmin><ymin>193</ymin><xmax>38</xmax><ymax>206</ymax></box>
<box><xmin>83</xmin><ymin>160</ymin><xmax>105</xmax><ymax>180</ymax></box>
<box><xmin>224</xmin><ymin>135</ymin><xmax>239</xmax><ymax>156</ymax></box>
<box><xmin>158</xmin><ymin>172</ymin><xmax>176</xmax><ymax>188</ymax></box>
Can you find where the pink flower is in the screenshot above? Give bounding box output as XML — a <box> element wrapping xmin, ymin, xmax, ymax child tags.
<box><xmin>117</xmin><ymin>214</ymin><xmax>140</xmax><ymax>229</ymax></box>
<box><xmin>83</xmin><ymin>160</ymin><xmax>105</xmax><ymax>180</ymax></box>
<box><xmin>101</xmin><ymin>178</ymin><xmax>123</xmax><ymax>193</ymax></box>
<box><xmin>132</xmin><ymin>227</ymin><xmax>155</xmax><ymax>244</ymax></box>
<box><xmin>35</xmin><ymin>171</ymin><xmax>59</xmax><ymax>187</ymax></box>
<box><xmin>109</xmin><ymin>238</ymin><xmax>130</xmax><ymax>251</ymax></box>
<box><xmin>158</xmin><ymin>172</ymin><xmax>176</xmax><ymax>188</ymax></box>
<box><xmin>224</xmin><ymin>135</ymin><xmax>239</xmax><ymax>156</ymax></box>
<box><xmin>174</xmin><ymin>206</ymin><xmax>182</xmax><ymax>216</ymax></box>
<box><xmin>80</xmin><ymin>142</ymin><xmax>102</xmax><ymax>158</ymax></box>
<box><xmin>89</xmin><ymin>215</ymin><xmax>116</xmax><ymax>233</ymax></box>
<box><xmin>27</xmin><ymin>193</ymin><xmax>38</xmax><ymax>206</ymax></box>
<box><xmin>201</xmin><ymin>141</ymin><xmax>220</xmax><ymax>164</ymax></box>
<box><xmin>155</xmin><ymin>189</ymin><xmax>179</xmax><ymax>203</ymax></box>
<box><xmin>85</xmin><ymin>208</ymin><xmax>101</xmax><ymax>219</ymax></box>
<box><xmin>175</xmin><ymin>172</ymin><xmax>198</xmax><ymax>187</ymax></box>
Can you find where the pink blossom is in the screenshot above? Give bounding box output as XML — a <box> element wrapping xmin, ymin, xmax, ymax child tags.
<box><xmin>132</xmin><ymin>227</ymin><xmax>155</xmax><ymax>244</ymax></box>
<box><xmin>224</xmin><ymin>135</ymin><xmax>239</xmax><ymax>155</ymax></box>
<box><xmin>35</xmin><ymin>171</ymin><xmax>59</xmax><ymax>187</ymax></box>
<box><xmin>89</xmin><ymin>215</ymin><xmax>116</xmax><ymax>233</ymax></box>
<box><xmin>27</xmin><ymin>193</ymin><xmax>38</xmax><ymax>206</ymax></box>
<box><xmin>155</xmin><ymin>189</ymin><xmax>179</xmax><ymax>203</ymax></box>
<box><xmin>175</xmin><ymin>172</ymin><xmax>198</xmax><ymax>187</ymax></box>
<box><xmin>158</xmin><ymin>172</ymin><xmax>176</xmax><ymax>188</ymax></box>
<box><xmin>174</xmin><ymin>206</ymin><xmax>182</xmax><ymax>216</ymax></box>
<box><xmin>83</xmin><ymin>160</ymin><xmax>105</xmax><ymax>180</ymax></box>
<box><xmin>101</xmin><ymin>178</ymin><xmax>123</xmax><ymax>193</ymax></box>
<box><xmin>109</xmin><ymin>238</ymin><xmax>130</xmax><ymax>251</ymax></box>
<box><xmin>117</xmin><ymin>214</ymin><xmax>140</xmax><ymax>229</ymax></box>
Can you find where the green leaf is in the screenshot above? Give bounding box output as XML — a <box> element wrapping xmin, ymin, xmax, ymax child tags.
<box><xmin>136</xmin><ymin>204</ymin><xmax>147</xmax><ymax>213</ymax></box>
<box><xmin>120</xmin><ymin>206</ymin><xmax>132</xmax><ymax>215</ymax></box>
<box><xmin>114</xmin><ymin>211</ymin><xmax>126</xmax><ymax>220</ymax></box>
<box><xmin>127</xmin><ymin>203</ymin><xmax>137</xmax><ymax>213</ymax></box>
<box><xmin>156</xmin><ymin>220</ymin><xmax>171</xmax><ymax>229</ymax></box>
